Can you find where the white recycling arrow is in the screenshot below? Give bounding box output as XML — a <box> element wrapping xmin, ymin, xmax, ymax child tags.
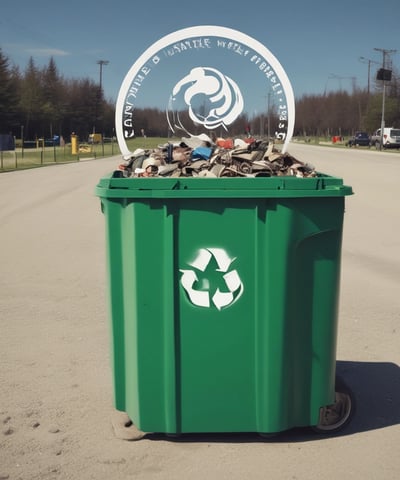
<box><xmin>179</xmin><ymin>269</ymin><xmax>210</xmax><ymax>307</ymax></box>
<box><xmin>190</xmin><ymin>248</ymin><xmax>212</xmax><ymax>272</ymax></box>
<box><xmin>212</xmin><ymin>289</ymin><xmax>234</xmax><ymax>311</ymax></box>
<box><xmin>212</xmin><ymin>270</ymin><xmax>244</xmax><ymax>310</ymax></box>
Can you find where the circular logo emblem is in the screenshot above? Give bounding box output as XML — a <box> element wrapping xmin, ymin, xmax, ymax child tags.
<box><xmin>116</xmin><ymin>26</ymin><xmax>295</xmax><ymax>157</ymax></box>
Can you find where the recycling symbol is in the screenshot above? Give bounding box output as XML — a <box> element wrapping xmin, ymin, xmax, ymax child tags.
<box><xmin>180</xmin><ymin>248</ymin><xmax>244</xmax><ymax>310</ymax></box>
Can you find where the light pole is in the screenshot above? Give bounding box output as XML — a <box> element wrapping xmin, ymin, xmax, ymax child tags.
<box><xmin>374</xmin><ymin>48</ymin><xmax>396</xmax><ymax>150</ymax></box>
<box><xmin>97</xmin><ymin>59</ymin><xmax>109</xmax><ymax>96</ymax></box>
<box><xmin>94</xmin><ymin>60</ymin><xmax>109</xmax><ymax>134</ymax></box>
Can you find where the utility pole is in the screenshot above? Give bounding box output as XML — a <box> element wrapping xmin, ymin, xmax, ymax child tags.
<box><xmin>262</xmin><ymin>91</ymin><xmax>273</xmax><ymax>139</ymax></box>
<box><xmin>374</xmin><ymin>48</ymin><xmax>396</xmax><ymax>150</ymax></box>
<box><xmin>359</xmin><ymin>56</ymin><xmax>380</xmax><ymax>95</ymax></box>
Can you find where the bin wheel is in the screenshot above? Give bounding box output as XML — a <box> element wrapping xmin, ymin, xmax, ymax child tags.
<box><xmin>312</xmin><ymin>376</ymin><xmax>355</xmax><ymax>434</ymax></box>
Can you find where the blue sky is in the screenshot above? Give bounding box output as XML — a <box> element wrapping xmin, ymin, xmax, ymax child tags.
<box><xmin>0</xmin><ymin>0</ymin><xmax>398</xmax><ymax>104</ymax></box>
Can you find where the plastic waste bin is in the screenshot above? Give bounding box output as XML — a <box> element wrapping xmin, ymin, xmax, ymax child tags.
<box><xmin>95</xmin><ymin>174</ymin><xmax>353</xmax><ymax>436</ymax></box>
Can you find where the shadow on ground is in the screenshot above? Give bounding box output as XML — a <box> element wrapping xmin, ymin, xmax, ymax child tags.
<box><xmin>333</xmin><ymin>360</ymin><xmax>400</xmax><ymax>435</ymax></box>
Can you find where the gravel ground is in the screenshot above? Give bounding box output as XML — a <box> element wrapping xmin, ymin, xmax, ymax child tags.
<box><xmin>0</xmin><ymin>143</ymin><xmax>399</xmax><ymax>480</ymax></box>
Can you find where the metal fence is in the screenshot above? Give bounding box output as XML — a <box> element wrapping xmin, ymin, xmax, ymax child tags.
<box><xmin>0</xmin><ymin>140</ymin><xmax>119</xmax><ymax>172</ymax></box>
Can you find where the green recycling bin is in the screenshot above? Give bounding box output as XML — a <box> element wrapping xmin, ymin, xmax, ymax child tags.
<box><xmin>95</xmin><ymin>174</ymin><xmax>353</xmax><ymax>436</ymax></box>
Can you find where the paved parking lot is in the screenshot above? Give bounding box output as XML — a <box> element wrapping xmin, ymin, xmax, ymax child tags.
<box><xmin>0</xmin><ymin>144</ymin><xmax>399</xmax><ymax>479</ymax></box>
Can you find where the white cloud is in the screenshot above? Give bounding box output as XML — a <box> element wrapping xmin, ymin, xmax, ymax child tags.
<box><xmin>25</xmin><ymin>48</ymin><xmax>70</xmax><ymax>57</ymax></box>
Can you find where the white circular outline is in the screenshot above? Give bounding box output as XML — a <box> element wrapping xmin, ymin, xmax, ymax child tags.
<box><xmin>115</xmin><ymin>25</ymin><xmax>295</xmax><ymax>156</ymax></box>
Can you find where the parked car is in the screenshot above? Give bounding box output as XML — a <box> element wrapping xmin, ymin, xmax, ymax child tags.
<box><xmin>370</xmin><ymin>128</ymin><xmax>400</xmax><ymax>149</ymax></box>
<box><xmin>346</xmin><ymin>131</ymin><xmax>370</xmax><ymax>147</ymax></box>
<box><xmin>37</xmin><ymin>136</ymin><xmax>61</xmax><ymax>147</ymax></box>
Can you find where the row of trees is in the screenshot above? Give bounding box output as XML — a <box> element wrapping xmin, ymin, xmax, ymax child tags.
<box><xmin>1</xmin><ymin>48</ymin><xmax>399</xmax><ymax>143</ymax></box>
<box><xmin>295</xmin><ymin>82</ymin><xmax>400</xmax><ymax>137</ymax></box>
<box><xmin>0</xmin><ymin>49</ymin><xmax>115</xmax><ymax>143</ymax></box>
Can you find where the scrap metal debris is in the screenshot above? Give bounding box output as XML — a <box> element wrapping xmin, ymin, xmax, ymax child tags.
<box><xmin>115</xmin><ymin>135</ymin><xmax>316</xmax><ymax>179</ymax></box>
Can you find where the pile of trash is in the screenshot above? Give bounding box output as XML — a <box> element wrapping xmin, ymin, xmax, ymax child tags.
<box><xmin>115</xmin><ymin>134</ymin><xmax>316</xmax><ymax>179</ymax></box>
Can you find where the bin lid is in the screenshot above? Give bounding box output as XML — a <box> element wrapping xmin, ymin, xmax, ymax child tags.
<box><xmin>95</xmin><ymin>173</ymin><xmax>353</xmax><ymax>199</ymax></box>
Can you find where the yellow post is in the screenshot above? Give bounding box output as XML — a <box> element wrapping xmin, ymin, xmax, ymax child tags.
<box><xmin>71</xmin><ymin>133</ymin><xmax>78</xmax><ymax>155</ymax></box>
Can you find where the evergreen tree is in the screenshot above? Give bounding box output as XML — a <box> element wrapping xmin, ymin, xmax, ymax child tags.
<box><xmin>0</xmin><ymin>48</ymin><xmax>19</xmax><ymax>133</ymax></box>
<box><xmin>19</xmin><ymin>57</ymin><xmax>43</xmax><ymax>139</ymax></box>
<box><xmin>41</xmin><ymin>57</ymin><xmax>64</xmax><ymax>138</ymax></box>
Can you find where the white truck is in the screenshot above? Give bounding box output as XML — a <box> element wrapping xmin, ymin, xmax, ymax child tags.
<box><xmin>370</xmin><ymin>127</ymin><xmax>400</xmax><ymax>149</ymax></box>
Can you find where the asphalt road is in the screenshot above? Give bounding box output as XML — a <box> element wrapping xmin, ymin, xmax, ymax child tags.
<box><xmin>0</xmin><ymin>144</ymin><xmax>399</xmax><ymax>479</ymax></box>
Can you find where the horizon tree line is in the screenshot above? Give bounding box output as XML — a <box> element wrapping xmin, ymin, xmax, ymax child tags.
<box><xmin>1</xmin><ymin>48</ymin><xmax>399</xmax><ymax>143</ymax></box>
